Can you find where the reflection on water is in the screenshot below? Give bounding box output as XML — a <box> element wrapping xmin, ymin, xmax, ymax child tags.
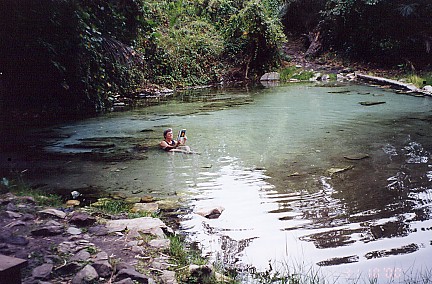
<box><xmin>36</xmin><ymin>83</ymin><xmax>432</xmax><ymax>283</ymax></box>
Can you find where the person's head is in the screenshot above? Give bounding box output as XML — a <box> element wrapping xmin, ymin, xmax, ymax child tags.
<box><xmin>163</xmin><ymin>128</ymin><xmax>173</xmax><ymax>138</ymax></box>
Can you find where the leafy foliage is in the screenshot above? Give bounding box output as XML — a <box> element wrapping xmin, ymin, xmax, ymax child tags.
<box><xmin>281</xmin><ymin>0</ymin><xmax>432</xmax><ymax>69</ymax></box>
<box><xmin>223</xmin><ymin>0</ymin><xmax>286</xmax><ymax>79</ymax></box>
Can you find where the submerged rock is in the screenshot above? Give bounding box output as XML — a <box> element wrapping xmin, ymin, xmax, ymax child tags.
<box><xmin>359</xmin><ymin>101</ymin><xmax>386</xmax><ymax>106</ymax></box>
<box><xmin>344</xmin><ymin>153</ymin><xmax>369</xmax><ymax>160</ymax></box>
<box><xmin>327</xmin><ymin>165</ymin><xmax>354</xmax><ymax>176</ymax></box>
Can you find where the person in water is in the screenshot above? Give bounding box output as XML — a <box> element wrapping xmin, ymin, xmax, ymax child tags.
<box><xmin>160</xmin><ymin>128</ymin><xmax>190</xmax><ymax>152</ymax></box>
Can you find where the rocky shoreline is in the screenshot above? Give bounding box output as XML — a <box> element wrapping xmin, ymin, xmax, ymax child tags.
<box><xmin>0</xmin><ymin>190</ymin><xmax>223</xmax><ymax>284</ymax></box>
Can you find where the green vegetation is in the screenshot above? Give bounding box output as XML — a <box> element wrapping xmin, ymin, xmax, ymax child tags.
<box><xmin>405</xmin><ymin>72</ymin><xmax>432</xmax><ymax>88</ymax></box>
<box><xmin>1</xmin><ymin>0</ymin><xmax>431</xmax><ymax>116</ymax></box>
<box><xmin>90</xmin><ymin>198</ymin><xmax>132</xmax><ymax>215</ymax></box>
<box><xmin>279</xmin><ymin>66</ymin><xmax>315</xmax><ymax>81</ymax></box>
<box><xmin>1</xmin><ymin>176</ymin><xmax>63</xmax><ymax>207</ymax></box>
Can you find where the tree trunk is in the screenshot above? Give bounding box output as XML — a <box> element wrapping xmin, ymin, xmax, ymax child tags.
<box><xmin>305</xmin><ymin>30</ymin><xmax>322</xmax><ymax>58</ymax></box>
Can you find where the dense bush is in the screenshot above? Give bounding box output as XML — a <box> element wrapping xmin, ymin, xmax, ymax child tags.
<box><xmin>281</xmin><ymin>0</ymin><xmax>432</xmax><ymax>69</ymax></box>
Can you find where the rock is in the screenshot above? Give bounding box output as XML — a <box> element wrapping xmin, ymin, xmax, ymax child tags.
<box><xmin>113</xmin><ymin>278</ymin><xmax>135</xmax><ymax>284</ymax></box>
<box><xmin>6</xmin><ymin>235</ymin><xmax>29</xmax><ymax>246</ymax></box>
<box><xmin>6</xmin><ymin>202</ymin><xmax>17</xmax><ymax>211</ymax></box>
<box><xmin>95</xmin><ymin>251</ymin><xmax>109</xmax><ymax>261</ymax></box>
<box><xmin>140</xmin><ymin>195</ymin><xmax>155</xmax><ymax>203</ymax></box>
<box><xmin>327</xmin><ymin>165</ymin><xmax>354</xmax><ymax>176</ymax></box>
<box><xmin>66</xmin><ymin>200</ymin><xmax>80</xmax><ymax>207</ymax></box>
<box><xmin>72</xmin><ymin>264</ymin><xmax>99</xmax><ymax>284</ymax></box>
<box><xmin>260</xmin><ymin>72</ymin><xmax>280</xmax><ymax>81</ymax></box>
<box><xmin>88</xmin><ymin>225</ymin><xmax>109</xmax><ymax>236</ymax></box>
<box><xmin>6</xmin><ymin>210</ymin><xmax>22</xmax><ymax>218</ymax></box>
<box><xmin>32</xmin><ymin>263</ymin><xmax>53</xmax><ymax>280</ymax></box>
<box><xmin>115</xmin><ymin>268</ymin><xmax>154</xmax><ymax>284</ymax></box>
<box><xmin>92</xmin><ymin>260</ymin><xmax>113</xmax><ymax>278</ymax></box>
<box><xmin>38</xmin><ymin>208</ymin><xmax>67</xmax><ymax>219</ymax></box>
<box><xmin>55</xmin><ymin>262</ymin><xmax>82</xmax><ymax>276</ymax></box>
<box><xmin>131</xmin><ymin>203</ymin><xmax>159</xmax><ymax>214</ymax></box>
<box><xmin>67</xmin><ymin>227</ymin><xmax>82</xmax><ymax>235</ymax></box>
<box><xmin>189</xmin><ymin>264</ymin><xmax>213</xmax><ymax>281</ymax></box>
<box><xmin>344</xmin><ymin>153</ymin><xmax>369</xmax><ymax>160</ymax></box>
<box><xmin>422</xmin><ymin>85</ymin><xmax>432</xmax><ymax>94</ymax></box>
<box><xmin>70</xmin><ymin>249</ymin><xmax>91</xmax><ymax>262</ymax></box>
<box><xmin>359</xmin><ymin>101</ymin><xmax>386</xmax><ymax>106</ymax></box>
<box><xmin>149</xmin><ymin>239</ymin><xmax>170</xmax><ymax>250</ymax></box>
<box><xmin>194</xmin><ymin>206</ymin><xmax>225</xmax><ymax>219</ymax></box>
<box><xmin>156</xmin><ymin>199</ymin><xmax>181</xmax><ymax>212</ymax></box>
<box><xmin>69</xmin><ymin>212</ymin><xmax>96</xmax><ymax>227</ymax></box>
<box><xmin>106</xmin><ymin>217</ymin><xmax>168</xmax><ymax>238</ymax></box>
<box><xmin>31</xmin><ymin>225</ymin><xmax>63</xmax><ymax>236</ymax></box>
<box><xmin>57</xmin><ymin>240</ymin><xmax>95</xmax><ymax>254</ymax></box>
<box><xmin>125</xmin><ymin>197</ymin><xmax>142</xmax><ymax>204</ymax></box>
<box><xmin>160</xmin><ymin>270</ymin><xmax>178</xmax><ymax>284</ymax></box>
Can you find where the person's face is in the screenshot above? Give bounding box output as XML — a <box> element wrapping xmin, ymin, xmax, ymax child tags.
<box><xmin>166</xmin><ymin>131</ymin><xmax>173</xmax><ymax>139</ymax></box>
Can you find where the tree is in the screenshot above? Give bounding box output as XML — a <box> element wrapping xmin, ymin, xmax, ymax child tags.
<box><xmin>224</xmin><ymin>0</ymin><xmax>285</xmax><ymax>79</ymax></box>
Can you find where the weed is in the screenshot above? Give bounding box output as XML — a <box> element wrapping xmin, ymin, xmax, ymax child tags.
<box><xmin>90</xmin><ymin>198</ymin><xmax>132</xmax><ymax>215</ymax></box>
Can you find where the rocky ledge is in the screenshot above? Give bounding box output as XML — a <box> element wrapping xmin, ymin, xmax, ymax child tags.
<box><xmin>0</xmin><ymin>192</ymin><xmax>183</xmax><ymax>284</ymax></box>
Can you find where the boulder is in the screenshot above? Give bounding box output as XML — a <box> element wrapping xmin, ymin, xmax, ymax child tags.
<box><xmin>260</xmin><ymin>72</ymin><xmax>280</xmax><ymax>81</ymax></box>
<box><xmin>106</xmin><ymin>217</ymin><xmax>168</xmax><ymax>238</ymax></box>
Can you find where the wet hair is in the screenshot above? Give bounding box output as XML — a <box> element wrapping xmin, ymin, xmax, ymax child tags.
<box><xmin>163</xmin><ymin>128</ymin><xmax>173</xmax><ymax>138</ymax></box>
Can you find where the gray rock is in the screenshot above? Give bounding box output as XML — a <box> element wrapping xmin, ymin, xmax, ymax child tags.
<box><xmin>70</xmin><ymin>249</ymin><xmax>91</xmax><ymax>262</ymax></box>
<box><xmin>69</xmin><ymin>212</ymin><xmax>97</xmax><ymax>227</ymax></box>
<box><xmin>115</xmin><ymin>268</ymin><xmax>154</xmax><ymax>283</ymax></box>
<box><xmin>55</xmin><ymin>262</ymin><xmax>82</xmax><ymax>276</ymax></box>
<box><xmin>32</xmin><ymin>263</ymin><xmax>53</xmax><ymax>280</ymax></box>
<box><xmin>95</xmin><ymin>251</ymin><xmax>109</xmax><ymax>261</ymax></box>
<box><xmin>88</xmin><ymin>225</ymin><xmax>109</xmax><ymax>236</ymax></box>
<box><xmin>194</xmin><ymin>206</ymin><xmax>225</xmax><ymax>219</ymax></box>
<box><xmin>67</xmin><ymin>226</ymin><xmax>82</xmax><ymax>235</ymax></box>
<box><xmin>106</xmin><ymin>217</ymin><xmax>168</xmax><ymax>238</ymax></box>
<box><xmin>260</xmin><ymin>72</ymin><xmax>280</xmax><ymax>81</ymax></box>
<box><xmin>160</xmin><ymin>270</ymin><xmax>178</xmax><ymax>284</ymax></box>
<box><xmin>72</xmin><ymin>264</ymin><xmax>99</xmax><ymax>284</ymax></box>
<box><xmin>31</xmin><ymin>225</ymin><xmax>63</xmax><ymax>236</ymax></box>
<box><xmin>92</xmin><ymin>260</ymin><xmax>113</xmax><ymax>278</ymax></box>
<box><xmin>38</xmin><ymin>208</ymin><xmax>67</xmax><ymax>219</ymax></box>
<box><xmin>6</xmin><ymin>210</ymin><xmax>22</xmax><ymax>218</ymax></box>
<box><xmin>113</xmin><ymin>278</ymin><xmax>135</xmax><ymax>284</ymax></box>
<box><xmin>149</xmin><ymin>239</ymin><xmax>170</xmax><ymax>250</ymax></box>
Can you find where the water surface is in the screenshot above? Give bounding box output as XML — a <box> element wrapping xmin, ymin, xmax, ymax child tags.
<box><xmin>33</xmin><ymin>82</ymin><xmax>432</xmax><ymax>282</ymax></box>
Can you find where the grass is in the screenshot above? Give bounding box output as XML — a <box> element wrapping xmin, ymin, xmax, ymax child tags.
<box><xmin>407</xmin><ymin>72</ymin><xmax>432</xmax><ymax>88</ymax></box>
<box><xmin>279</xmin><ymin>66</ymin><xmax>319</xmax><ymax>82</ymax></box>
<box><xmin>1</xmin><ymin>176</ymin><xmax>64</xmax><ymax>207</ymax></box>
<box><xmin>89</xmin><ymin>198</ymin><xmax>132</xmax><ymax>215</ymax></box>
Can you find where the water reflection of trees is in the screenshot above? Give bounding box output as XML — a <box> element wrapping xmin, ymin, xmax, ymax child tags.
<box><xmin>267</xmin><ymin>139</ymin><xmax>432</xmax><ymax>261</ymax></box>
